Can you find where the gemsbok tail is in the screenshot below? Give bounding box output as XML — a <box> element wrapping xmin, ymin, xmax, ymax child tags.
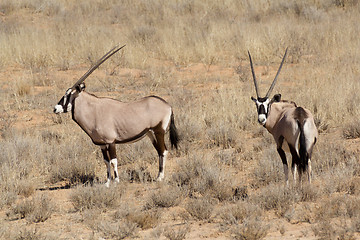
<box><xmin>297</xmin><ymin>119</ymin><xmax>308</xmax><ymax>173</ymax></box>
<box><xmin>169</xmin><ymin>112</ymin><xmax>179</xmax><ymax>149</ymax></box>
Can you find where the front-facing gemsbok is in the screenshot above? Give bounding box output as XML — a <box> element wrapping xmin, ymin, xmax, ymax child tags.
<box><xmin>248</xmin><ymin>48</ymin><xmax>318</xmax><ymax>185</ymax></box>
<box><xmin>54</xmin><ymin>45</ymin><xmax>179</xmax><ymax>186</ymax></box>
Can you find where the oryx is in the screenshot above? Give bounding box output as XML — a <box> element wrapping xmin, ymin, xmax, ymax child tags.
<box><xmin>248</xmin><ymin>48</ymin><xmax>318</xmax><ymax>185</ymax></box>
<box><xmin>54</xmin><ymin>45</ymin><xmax>179</xmax><ymax>186</ymax></box>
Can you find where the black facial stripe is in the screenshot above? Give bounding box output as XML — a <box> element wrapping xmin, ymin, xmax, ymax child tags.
<box><xmin>258</xmin><ymin>104</ymin><xmax>266</xmax><ymax>115</ymax></box>
<box><xmin>58</xmin><ymin>92</ymin><xmax>71</xmax><ymax>112</ymax></box>
<box><xmin>57</xmin><ymin>96</ymin><xmax>65</xmax><ymax>106</ymax></box>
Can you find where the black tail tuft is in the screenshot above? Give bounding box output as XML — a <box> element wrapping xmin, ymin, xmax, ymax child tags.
<box><xmin>169</xmin><ymin>112</ymin><xmax>179</xmax><ymax>149</ymax></box>
<box><xmin>297</xmin><ymin>120</ymin><xmax>308</xmax><ymax>173</ymax></box>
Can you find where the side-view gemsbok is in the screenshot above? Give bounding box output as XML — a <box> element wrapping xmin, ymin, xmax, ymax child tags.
<box><xmin>54</xmin><ymin>45</ymin><xmax>179</xmax><ymax>186</ymax></box>
<box><xmin>248</xmin><ymin>48</ymin><xmax>318</xmax><ymax>185</ymax></box>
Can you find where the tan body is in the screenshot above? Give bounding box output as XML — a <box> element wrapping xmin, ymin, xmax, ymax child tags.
<box><xmin>265</xmin><ymin>101</ymin><xmax>314</xmax><ymax>147</ymax></box>
<box><xmin>73</xmin><ymin>92</ymin><xmax>172</xmax><ymax>145</ymax></box>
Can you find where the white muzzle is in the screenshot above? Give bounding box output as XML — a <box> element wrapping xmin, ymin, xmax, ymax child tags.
<box><xmin>54</xmin><ymin>104</ymin><xmax>63</xmax><ymax>114</ymax></box>
<box><xmin>258</xmin><ymin>114</ymin><xmax>267</xmax><ymax>125</ymax></box>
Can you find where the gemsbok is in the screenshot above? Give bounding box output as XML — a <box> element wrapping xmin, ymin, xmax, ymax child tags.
<box><xmin>248</xmin><ymin>48</ymin><xmax>318</xmax><ymax>185</ymax></box>
<box><xmin>54</xmin><ymin>45</ymin><xmax>179</xmax><ymax>186</ymax></box>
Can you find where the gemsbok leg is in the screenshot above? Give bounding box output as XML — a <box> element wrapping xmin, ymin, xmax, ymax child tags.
<box><xmin>147</xmin><ymin>127</ymin><xmax>168</xmax><ymax>181</ymax></box>
<box><xmin>277</xmin><ymin>136</ymin><xmax>289</xmax><ymax>186</ymax></box>
<box><xmin>306</xmin><ymin>143</ymin><xmax>315</xmax><ymax>184</ymax></box>
<box><xmin>101</xmin><ymin>144</ymin><xmax>119</xmax><ymax>187</ymax></box>
<box><xmin>289</xmin><ymin>144</ymin><xmax>301</xmax><ymax>184</ymax></box>
<box><xmin>307</xmin><ymin>159</ymin><xmax>312</xmax><ymax>184</ymax></box>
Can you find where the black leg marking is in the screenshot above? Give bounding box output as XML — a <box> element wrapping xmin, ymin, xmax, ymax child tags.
<box><xmin>288</xmin><ymin>144</ymin><xmax>299</xmax><ymax>169</ymax></box>
<box><xmin>277</xmin><ymin>137</ymin><xmax>287</xmax><ymax>165</ymax></box>
<box><xmin>101</xmin><ymin>146</ymin><xmax>112</xmax><ymax>185</ymax></box>
<box><xmin>101</xmin><ymin>147</ymin><xmax>110</xmax><ymax>162</ymax></box>
<box><xmin>108</xmin><ymin>144</ymin><xmax>117</xmax><ymax>159</ymax></box>
<box><xmin>288</xmin><ymin>143</ymin><xmax>303</xmax><ymax>183</ymax></box>
<box><xmin>150</xmin><ymin>128</ymin><xmax>168</xmax><ymax>181</ymax></box>
<box><xmin>277</xmin><ymin>136</ymin><xmax>289</xmax><ymax>184</ymax></box>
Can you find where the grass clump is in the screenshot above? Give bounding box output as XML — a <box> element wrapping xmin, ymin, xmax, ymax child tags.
<box><xmin>232</xmin><ymin>217</ymin><xmax>269</xmax><ymax>240</ymax></box>
<box><xmin>251</xmin><ymin>148</ymin><xmax>284</xmax><ymax>187</ymax></box>
<box><xmin>97</xmin><ymin>220</ymin><xmax>138</xmax><ymax>240</ymax></box>
<box><xmin>312</xmin><ymin>220</ymin><xmax>357</xmax><ymax>240</ymax></box>
<box><xmin>163</xmin><ymin>224</ymin><xmax>190</xmax><ymax>240</ymax></box>
<box><xmin>126</xmin><ymin>210</ymin><xmax>161</xmax><ymax>230</ymax></box>
<box><xmin>145</xmin><ymin>185</ymin><xmax>183</xmax><ymax>209</ymax></box>
<box><xmin>220</xmin><ymin>201</ymin><xmax>263</xmax><ymax>226</ymax></box>
<box><xmin>171</xmin><ymin>151</ymin><xmax>234</xmax><ymax>201</ymax></box>
<box><xmin>8</xmin><ymin>194</ymin><xmax>54</xmax><ymax>223</ymax></box>
<box><xmin>70</xmin><ymin>184</ymin><xmax>124</xmax><ymax>211</ymax></box>
<box><xmin>251</xmin><ymin>183</ymin><xmax>295</xmax><ymax>217</ymax></box>
<box><xmin>15</xmin><ymin>228</ymin><xmax>45</xmax><ymax>240</ymax></box>
<box><xmin>185</xmin><ymin>197</ymin><xmax>214</xmax><ymax>221</ymax></box>
<box><xmin>343</xmin><ymin>120</ymin><xmax>360</xmax><ymax>139</ymax></box>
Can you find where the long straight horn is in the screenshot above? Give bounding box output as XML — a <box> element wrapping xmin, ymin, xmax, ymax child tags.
<box><xmin>248</xmin><ymin>51</ymin><xmax>260</xmax><ymax>98</ymax></box>
<box><xmin>71</xmin><ymin>44</ymin><xmax>126</xmax><ymax>89</ymax></box>
<box><xmin>265</xmin><ymin>47</ymin><xmax>288</xmax><ymax>98</ymax></box>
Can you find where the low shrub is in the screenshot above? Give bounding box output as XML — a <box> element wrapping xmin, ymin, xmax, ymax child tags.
<box><xmin>8</xmin><ymin>194</ymin><xmax>55</xmax><ymax>223</ymax></box>
<box><xmin>164</xmin><ymin>224</ymin><xmax>190</xmax><ymax>240</ymax></box>
<box><xmin>185</xmin><ymin>197</ymin><xmax>214</xmax><ymax>221</ymax></box>
<box><xmin>219</xmin><ymin>201</ymin><xmax>263</xmax><ymax>225</ymax></box>
<box><xmin>70</xmin><ymin>184</ymin><xmax>124</xmax><ymax>211</ymax></box>
<box><xmin>145</xmin><ymin>185</ymin><xmax>183</xmax><ymax>209</ymax></box>
<box><xmin>232</xmin><ymin>217</ymin><xmax>269</xmax><ymax>240</ymax></box>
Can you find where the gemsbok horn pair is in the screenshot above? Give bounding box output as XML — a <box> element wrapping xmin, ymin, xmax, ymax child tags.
<box><xmin>54</xmin><ymin>45</ymin><xmax>179</xmax><ymax>186</ymax></box>
<box><xmin>248</xmin><ymin>48</ymin><xmax>318</xmax><ymax>185</ymax></box>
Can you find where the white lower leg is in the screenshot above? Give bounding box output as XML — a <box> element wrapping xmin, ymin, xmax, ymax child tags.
<box><xmin>293</xmin><ymin>165</ymin><xmax>298</xmax><ymax>185</ymax></box>
<box><xmin>104</xmin><ymin>160</ymin><xmax>111</xmax><ymax>187</ymax></box>
<box><xmin>308</xmin><ymin>159</ymin><xmax>312</xmax><ymax>184</ymax></box>
<box><xmin>157</xmin><ymin>150</ymin><xmax>168</xmax><ymax>181</ymax></box>
<box><xmin>110</xmin><ymin>158</ymin><xmax>119</xmax><ymax>183</ymax></box>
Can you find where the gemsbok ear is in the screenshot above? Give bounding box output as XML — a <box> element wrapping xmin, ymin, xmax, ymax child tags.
<box><xmin>80</xmin><ymin>83</ymin><xmax>86</xmax><ymax>91</ymax></box>
<box><xmin>251</xmin><ymin>96</ymin><xmax>257</xmax><ymax>102</ymax></box>
<box><xmin>272</xmin><ymin>94</ymin><xmax>281</xmax><ymax>102</ymax></box>
<box><xmin>77</xmin><ymin>83</ymin><xmax>86</xmax><ymax>92</ymax></box>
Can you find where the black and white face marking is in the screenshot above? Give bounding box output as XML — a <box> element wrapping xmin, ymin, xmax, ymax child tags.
<box><xmin>251</xmin><ymin>94</ymin><xmax>281</xmax><ymax>126</ymax></box>
<box><xmin>251</xmin><ymin>97</ymin><xmax>270</xmax><ymax>126</ymax></box>
<box><xmin>53</xmin><ymin>88</ymin><xmax>74</xmax><ymax>114</ymax></box>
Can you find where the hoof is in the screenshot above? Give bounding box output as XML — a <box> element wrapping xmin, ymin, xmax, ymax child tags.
<box><xmin>156</xmin><ymin>172</ymin><xmax>165</xmax><ymax>182</ymax></box>
<box><xmin>105</xmin><ymin>181</ymin><xmax>110</xmax><ymax>188</ymax></box>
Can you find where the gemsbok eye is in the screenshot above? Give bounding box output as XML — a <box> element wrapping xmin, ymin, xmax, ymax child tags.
<box><xmin>53</xmin><ymin>45</ymin><xmax>179</xmax><ymax>187</ymax></box>
<box><xmin>248</xmin><ymin>48</ymin><xmax>318</xmax><ymax>186</ymax></box>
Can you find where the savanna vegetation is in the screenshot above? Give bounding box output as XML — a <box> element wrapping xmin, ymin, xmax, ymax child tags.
<box><xmin>0</xmin><ymin>0</ymin><xmax>360</xmax><ymax>239</ymax></box>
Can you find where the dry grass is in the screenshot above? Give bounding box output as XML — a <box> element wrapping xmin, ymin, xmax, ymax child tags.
<box><xmin>343</xmin><ymin>119</ymin><xmax>360</xmax><ymax>139</ymax></box>
<box><xmin>219</xmin><ymin>201</ymin><xmax>263</xmax><ymax>226</ymax></box>
<box><xmin>170</xmin><ymin>150</ymin><xmax>235</xmax><ymax>201</ymax></box>
<box><xmin>70</xmin><ymin>184</ymin><xmax>124</xmax><ymax>211</ymax></box>
<box><xmin>145</xmin><ymin>184</ymin><xmax>183</xmax><ymax>209</ymax></box>
<box><xmin>14</xmin><ymin>228</ymin><xmax>46</xmax><ymax>240</ymax></box>
<box><xmin>232</xmin><ymin>217</ymin><xmax>269</xmax><ymax>240</ymax></box>
<box><xmin>185</xmin><ymin>197</ymin><xmax>215</xmax><ymax>221</ymax></box>
<box><xmin>127</xmin><ymin>210</ymin><xmax>161</xmax><ymax>230</ymax></box>
<box><xmin>0</xmin><ymin>0</ymin><xmax>360</xmax><ymax>239</ymax></box>
<box><xmin>96</xmin><ymin>220</ymin><xmax>138</xmax><ymax>240</ymax></box>
<box><xmin>164</xmin><ymin>224</ymin><xmax>191</xmax><ymax>240</ymax></box>
<box><xmin>7</xmin><ymin>194</ymin><xmax>55</xmax><ymax>223</ymax></box>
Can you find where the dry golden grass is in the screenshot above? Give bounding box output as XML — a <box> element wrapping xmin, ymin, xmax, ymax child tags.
<box><xmin>0</xmin><ymin>0</ymin><xmax>360</xmax><ymax>239</ymax></box>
